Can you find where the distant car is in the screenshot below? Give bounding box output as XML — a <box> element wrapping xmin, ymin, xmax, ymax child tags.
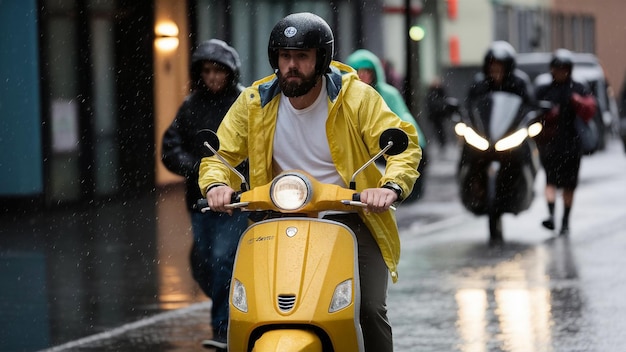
<box><xmin>516</xmin><ymin>52</ymin><xmax>620</xmax><ymax>151</ymax></box>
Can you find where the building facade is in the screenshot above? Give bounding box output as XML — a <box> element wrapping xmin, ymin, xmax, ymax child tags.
<box><xmin>2</xmin><ymin>1</ymin><xmax>157</xmax><ymax>208</ymax></box>
<box><xmin>1</xmin><ymin>0</ymin><xmax>392</xmax><ymax>208</ymax></box>
<box><xmin>2</xmin><ymin>0</ymin><xmax>612</xmax><ymax>209</ymax></box>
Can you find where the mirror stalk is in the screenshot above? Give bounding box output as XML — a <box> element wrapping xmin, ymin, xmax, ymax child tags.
<box><xmin>203</xmin><ymin>141</ymin><xmax>250</xmax><ymax>191</ymax></box>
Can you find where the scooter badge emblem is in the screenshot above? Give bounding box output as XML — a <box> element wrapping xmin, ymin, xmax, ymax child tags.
<box><xmin>286</xmin><ymin>226</ymin><xmax>298</xmax><ymax>237</ymax></box>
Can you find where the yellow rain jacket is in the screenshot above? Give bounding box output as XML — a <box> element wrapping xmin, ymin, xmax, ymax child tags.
<box><xmin>199</xmin><ymin>61</ymin><xmax>421</xmax><ymax>282</ymax></box>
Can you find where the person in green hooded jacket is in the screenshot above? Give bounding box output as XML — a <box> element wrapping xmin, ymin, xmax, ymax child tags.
<box><xmin>347</xmin><ymin>49</ymin><xmax>427</xmax><ymax>201</ymax></box>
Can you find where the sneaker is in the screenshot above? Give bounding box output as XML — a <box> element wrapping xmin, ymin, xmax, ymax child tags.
<box><xmin>542</xmin><ymin>218</ymin><xmax>555</xmax><ymax>230</ymax></box>
<box><xmin>559</xmin><ymin>226</ymin><xmax>570</xmax><ymax>236</ymax></box>
<box><xmin>202</xmin><ymin>337</ymin><xmax>227</xmax><ymax>350</ymax></box>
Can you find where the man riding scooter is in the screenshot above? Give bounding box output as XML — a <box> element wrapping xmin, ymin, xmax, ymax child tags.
<box><xmin>199</xmin><ymin>12</ymin><xmax>421</xmax><ymax>351</ymax></box>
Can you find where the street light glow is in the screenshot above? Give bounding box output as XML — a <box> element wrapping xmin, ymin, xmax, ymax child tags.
<box><xmin>409</xmin><ymin>26</ymin><xmax>425</xmax><ymax>41</ymax></box>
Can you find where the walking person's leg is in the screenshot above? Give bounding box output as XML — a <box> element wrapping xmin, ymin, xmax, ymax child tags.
<box><xmin>542</xmin><ymin>184</ymin><xmax>557</xmax><ymax>230</ymax></box>
<box><xmin>208</xmin><ymin>212</ymin><xmax>249</xmax><ymax>342</ymax></box>
<box><xmin>558</xmin><ymin>152</ymin><xmax>581</xmax><ymax>236</ymax></box>
<box><xmin>190</xmin><ymin>212</ymin><xmax>215</xmax><ymax>296</ymax></box>
<box><xmin>561</xmin><ymin>189</ymin><xmax>574</xmax><ymax>235</ymax></box>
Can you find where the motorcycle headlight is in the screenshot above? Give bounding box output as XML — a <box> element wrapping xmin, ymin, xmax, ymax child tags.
<box><xmin>329</xmin><ymin>279</ymin><xmax>352</xmax><ymax>313</ymax></box>
<box><xmin>454</xmin><ymin>122</ymin><xmax>467</xmax><ymax>136</ymax></box>
<box><xmin>527</xmin><ymin>122</ymin><xmax>543</xmax><ymax>138</ymax></box>
<box><xmin>232</xmin><ymin>279</ymin><xmax>248</xmax><ymax>313</ymax></box>
<box><xmin>495</xmin><ymin>128</ymin><xmax>528</xmax><ymax>151</ymax></box>
<box><xmin>463</xmin><ymin>126</ymin><xmax>490</xmax><ymax>151</ymax></box>
<box><xmin>270</xmin><ymin>173</ymin><xmax>311</xmax><ymax>211</ymax></box>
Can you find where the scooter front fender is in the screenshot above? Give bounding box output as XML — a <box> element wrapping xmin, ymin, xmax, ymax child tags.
<box><xmin>252</xmin><ymin>330</ymin><xmax>322</xmax><ymax>352</ymax></box>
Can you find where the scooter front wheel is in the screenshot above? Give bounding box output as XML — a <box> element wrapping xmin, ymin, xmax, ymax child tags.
<box><xmin>252</xmin><ymin>330</ymin><xmax>322</xmax><ymax>352</ymax></box>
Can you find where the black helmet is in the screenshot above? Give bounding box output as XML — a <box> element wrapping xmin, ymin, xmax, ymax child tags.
<box><xmin>482</xmin><ymin>40</ymin><xmax>517</xmax><ymax>75</ymax></box>
<box><xmin>550</xmin><ymin>48</ymin><xmax>574</xmax><ymax>72</ymax></box>
<box><xmin>268</xmin><ymin>12</ymin><xmax>334</xmax><ymax>75</ymax></box>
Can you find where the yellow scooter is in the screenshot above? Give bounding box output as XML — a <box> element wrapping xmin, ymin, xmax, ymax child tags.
<box><xmin>196</xmin><ymin>128</ymin><xmax>408</xmax><ymax>352</ymax></box>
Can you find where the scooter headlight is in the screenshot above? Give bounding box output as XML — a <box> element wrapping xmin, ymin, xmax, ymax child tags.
<box><xmin>495</xmin><ymin>128</ymin><xmax>528</xmax><ymax>151</ymax></box>
<box><xmin>329</xmin><ymin>279</ymin><xmax>352</xmax><ymax>313</ymax></box>
<box><xmin>232</xmin><ymin>279</ymin><xmax>248</xmax><ymax>313</ymax></box>
<box><xmin>270</xmin><ymin>173</ymin><xmax>312</xmax><ymax>211</ymax></box>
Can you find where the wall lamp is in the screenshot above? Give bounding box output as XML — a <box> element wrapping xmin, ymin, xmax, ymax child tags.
<box><xmin>155</xmin><ymin>21</ymin><xmax>179</xmax><ymax>52</ymax></box>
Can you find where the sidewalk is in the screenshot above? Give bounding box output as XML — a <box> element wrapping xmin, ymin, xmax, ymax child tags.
<box><xmin>41</xmin><ymin>302</ymin><xmax>213</xmax><ymax>351</ymax></box>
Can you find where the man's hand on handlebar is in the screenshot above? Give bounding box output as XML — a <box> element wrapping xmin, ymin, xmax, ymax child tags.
<box><xmin>207</xmin><ymin>185</ymin><xmax>236</xmax><ymax>215</ymax></box>
<box><xmin>359</xmin><ymin>187</ymin><xmax>398</xmax><ymax>213</ymax></box>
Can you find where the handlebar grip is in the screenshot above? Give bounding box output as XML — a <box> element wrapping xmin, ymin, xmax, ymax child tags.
<box><xmin>346</xmin><ymin>193</ymin><xmax>396</xmax><ymax>211</ymax></box>
<box><xmin>347</xmin><ymin>194</ymin><xmax>366</xmax><ymax>208</ymax></box>
<box><xmin>194</xmin><ymin>199</ymin><xmax>209</xmax><ymax>211</ymax></box>
<box><xmin>231</xmin><ymin>192</ymin><xmax>241</xmax><ymax>203</ymax></box>
<box><xmin>194</xmin><ymin>192</ymin><xmax>242</xmax><ymax>213</ymax></box>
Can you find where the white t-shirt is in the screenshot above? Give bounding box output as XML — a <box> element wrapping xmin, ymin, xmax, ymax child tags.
<box><xmin>273</xmin><ymin>77</ymin><xmax>345</xmax><ymax>187</ymax></box>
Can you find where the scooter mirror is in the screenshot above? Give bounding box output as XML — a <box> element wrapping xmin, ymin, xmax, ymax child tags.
<box><xmin>379</xmin><ymin>128</ymin><xmax>409</xmax><ymax>156</ymax></box>
<box><xmin>195</xmin><ymin>129</ymin><xmax>220</xmax><ymax>157</ymax></box>
<box><xmin>537</xmin><ymin>100</ymin><xmax>553</xmax><ymax>112</ymax></box>
<box><xmin>350</xmin><ymin>128</ymin><xmax>410</xmax><ymax>189</ymax></box>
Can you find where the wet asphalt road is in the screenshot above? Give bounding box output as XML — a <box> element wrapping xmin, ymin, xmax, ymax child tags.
<box><xmin>390</xmin><ymin>139</ymin><xmax>626</xmax><ymax>352</ymax></box>
<box><xmin>2</xmin><ymin>139</ymin><xmax>626</xmax><ymax>352</ymax></box>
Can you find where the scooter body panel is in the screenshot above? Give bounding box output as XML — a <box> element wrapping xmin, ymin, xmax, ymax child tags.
<box><xmin>229</xmin><ymin>217</ymin><xmax>363</xmax><ymax>352</ymax></box>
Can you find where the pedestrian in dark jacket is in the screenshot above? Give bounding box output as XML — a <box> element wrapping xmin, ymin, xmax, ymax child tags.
<box><xmin>161</xmin><ymin>39</ymin><xmax>248</xmax><ymax>348</ymax></box>
<box><xmin>534</xmin><ymin>48</ymin><xmax>597</xmax><ymax>236</ymax></box>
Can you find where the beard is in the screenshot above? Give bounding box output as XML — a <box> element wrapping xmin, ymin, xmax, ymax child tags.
<box><xmin>278</xmin><ymin>69</ymin><xmax>319</xmax><ymax>97</ymax></box>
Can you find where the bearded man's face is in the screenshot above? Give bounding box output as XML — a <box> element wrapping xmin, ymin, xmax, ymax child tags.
<box><xmin>277</xmin><ymin>48</ymin><xmax>320</xmax><ymax>97</ymax></box>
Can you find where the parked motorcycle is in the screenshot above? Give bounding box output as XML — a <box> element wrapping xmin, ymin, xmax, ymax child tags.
<box><xmin>452</xmin><ymin>92</ymin><xmax>545</xmax><ymax>246</ymax></box>
<box><xmin>196</xmin><ymin>128</ymin><xmax>408</xmax><ymax>351</ymax></box>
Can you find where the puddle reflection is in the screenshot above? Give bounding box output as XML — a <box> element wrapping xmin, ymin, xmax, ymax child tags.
<box><xmin>156</xmin><ymin>185</ymin><xmax>207</xmax><ymax>310</ymax></box>
<box><xmin>453</xmin><ymin>240</ymin><xmax>579</xmax><ymax>352</ymax></box>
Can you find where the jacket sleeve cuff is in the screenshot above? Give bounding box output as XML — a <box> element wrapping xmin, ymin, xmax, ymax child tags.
<box><xmin>203</xmin><ymin>183</ymin><xmax>227</xmax><ymax>197</ymax></box>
